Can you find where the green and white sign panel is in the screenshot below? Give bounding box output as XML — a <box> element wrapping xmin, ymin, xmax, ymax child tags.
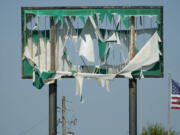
<box><xmin>22</xmin><ymin>6</ymin><xmax>163</xmax><ymax>89</ymax></box>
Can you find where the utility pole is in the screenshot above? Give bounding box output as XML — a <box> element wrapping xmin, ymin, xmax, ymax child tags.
<box><xmin>62</xmin><ymin>96</ymin><xmax>66</xmax><ymax>135</ymax></box>
<box><xmin>49</xmin><ymin>16</ymin><xmax>57</xmax><ymax>135</ymax></box>
<box><xmin>129</xmin><ymin>16</ymin><xmax>137</xmax><ymax>135</ymax></box>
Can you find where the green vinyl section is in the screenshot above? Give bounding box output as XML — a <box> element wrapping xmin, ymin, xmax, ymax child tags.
<box><xmin>23</xmin><ymin>58</ymin><xmax>33</xmax><ymax>77</ymax></box>
<box><xmin>98</xmin><ymin>40</ymin><xmax>108</xmax><ymax>61</ymax></box>
<box><xmin>33</xmin><ymin>70</ymin><xmax>56</xmax><ymax>89</ymax></box>
<box><xmin>24</xmin><ymin>8</ymin><xmax>161</xmax><ymax>16</ymax></box>
<box><xmin>132</xmin><ymin>61</ymin><xmax>162</xmax><ymax>77</ymax></box>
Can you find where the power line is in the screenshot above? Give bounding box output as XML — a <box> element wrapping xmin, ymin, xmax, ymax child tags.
<box><xmin>16</xmin><ymin>117</ymin><xmax>47</xmax><ymax>135</ymax></box>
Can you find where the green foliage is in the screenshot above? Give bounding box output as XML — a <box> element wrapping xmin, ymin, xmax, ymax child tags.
<box><xmin>140</xmin><ymin>123</ymin><xmax>179</xmax><ymax>135</ymax></box>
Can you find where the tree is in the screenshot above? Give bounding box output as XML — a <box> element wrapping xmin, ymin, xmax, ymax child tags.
<box><xmin>140</xmin><ymin>123</ymin><xmax>179</xmax><ymax>135</ymax></box>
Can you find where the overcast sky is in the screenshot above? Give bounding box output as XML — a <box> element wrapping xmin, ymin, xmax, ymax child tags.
<box><xmin>0</xmin><ymin>0</ymin><xmax>180</xmax><ymax>135</ymax></box>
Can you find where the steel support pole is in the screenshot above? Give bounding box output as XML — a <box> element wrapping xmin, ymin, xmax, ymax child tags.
<box><xmin>49</xmin><ymin>81</ymin><xmax>57</xmax><ymax>135</ymax></box>
<box><xmin>129</xmin><ymin>16</ymin><xmax>137</xmax><ymax>135</ymax></box>
<box><xmin>129</xmin><ymin>79</ymin><xmax>137</xmax><ymax>135</ymax></box>
<box><xmin>49</xmin><ymin>16</ymin><xmax>57</xmax><ymax>135</ymax></box>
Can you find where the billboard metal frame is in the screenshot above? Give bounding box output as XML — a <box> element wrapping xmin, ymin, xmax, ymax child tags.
<box><xmin>21</xmin><ymin>6</ymin><xmax>163</xmax><ymax>79</ymax></box>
